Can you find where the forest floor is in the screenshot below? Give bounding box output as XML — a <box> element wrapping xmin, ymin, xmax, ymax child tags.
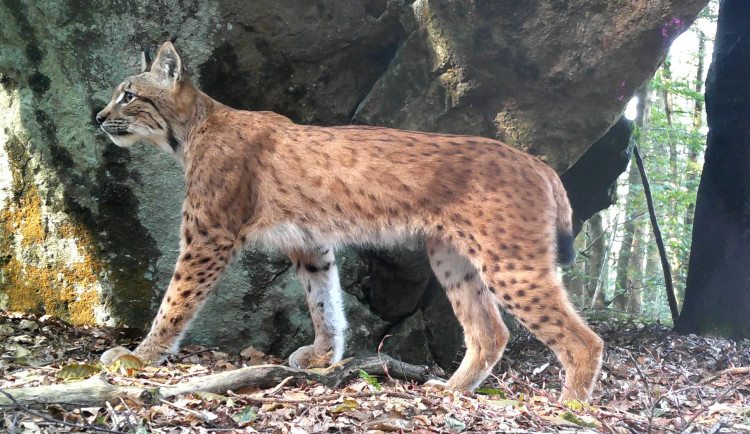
<box><xmin>1</xmin><ymin>309</ymin><xmax>749</xmax><ymax>433</ymax></box>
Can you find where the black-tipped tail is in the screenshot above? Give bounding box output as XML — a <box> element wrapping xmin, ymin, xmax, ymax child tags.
<box><xmin>556</xmin><ymin>231</ymin><xmax>575</xmax><ymax>265</ymax></box>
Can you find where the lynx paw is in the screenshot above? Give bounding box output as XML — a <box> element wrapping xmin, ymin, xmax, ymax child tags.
<box><xmin>100</xmin><ymin>346</ymin><xmax>136</xmax><ymax>365</ymax></box>
<box><xmin>288</xmin><ymin>345</ymin><xmax>333</xmax><ymax>369</ymax></box>
<box><xmin>424</xmin><ymin>379</ymin><xmax>450</xmax><ymax>389</ymax></box>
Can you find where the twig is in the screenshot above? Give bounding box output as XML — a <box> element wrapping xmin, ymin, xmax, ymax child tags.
<box><xmin>489</xmin><ymin>372</ymin><xmax>514</xmax><ymax>397</ymax></box>
<box><xmin>174</xmin><ymin>347</ymin><xmax>216</xmax><ymax>361</ymax></box>
<box><xmin>377</xmin><ymin>334</ymin><xmax>395</xmax><ymax>383</ymax></box>
<box><xmin>578</xmin><ymin>211</ymin><xmax>648</xmax><ymax>255</ymax></box>
<box><xmin>397</xmin><ymin>356</ymin><xmax>407</xmax><ymax>385</ymax></box>
<box><xmin>506</xmin><ymin>372</ymin><xmax>551</xmax><ymax>399</ymax></box>
<box><xmin>0</xmin><ymin>388</ymin><xmax>125</xmax><ymax>434</ymax></box>
<box><xmin>159</xmin><ymin>398</ymin><xmax>222</xmax><ymax>429</ymax></box>
<box><xmin>522</xmin><ymin>399</ymin><xmax>547</xmax><ymax>431</ymax></box>
<box><xmin>700</xmin><ymin>366</ymin><xmax>750</xmax><ymax>384</ymax></box>
<box><xmin>117</xmin><ymin>397</ymin><xmax>138</xmax><ymax>432</ymax></box>
<box><xmin>231</xmin><ymin>389</ymin><xmax>416</xmax><ymax>404</ymax></box>
<box><xmin>590</xmin><ymin>212</ymin><xmax>620</xmax><ymax>309</ymax></box>
<box><xmin>679</xmin><ymin>374</ymin><xmax>749</xmax><ymax>433</ymax></box>
<box><xmin>628</xmin><ymin>352</ymin><xmax>655</xmax><ymax>434</ymax></box>
<box><xmin>11</xmin><ymin>412</ymin><xmax>19</xmax><ymax>434</ymax></box>
<box><xmin>651</xmin><ymin>353</ymin><xmax>686</xmax><ymax>429</ymax></box>
<box><xmin>583</xmin><ymin>406</ymin><xmax>617</xmax><ymax>434</ymax></box>
<box><xmin>266</xmin><ymin>376</ymin><xmax>294</xmax><ymax>395</ymax></box>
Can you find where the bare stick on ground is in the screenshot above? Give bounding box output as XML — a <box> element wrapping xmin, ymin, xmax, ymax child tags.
<box><xmin>0</xmin><ymin>355</ymin><xmax>438</xmax><ymax>409</ymax></box>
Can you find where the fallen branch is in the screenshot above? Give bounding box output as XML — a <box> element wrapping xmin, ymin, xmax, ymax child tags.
<box><xmin>233</xmin><ymin>390</ymin><xmax>417</xmax><ymax>404</ymax></box>
<box><xmin>699</xmin><ymin>366</ymin><xmax>750</xmax><ymax>385</ymax></box>
<box><xmin>0</xmin><ymin>354</ymin><xmax>437</xmax><ymax>410</ymax></box>
<box><xmin>0</xmin><ymin>389</ymin><xmax>126</xmax><ymax>434</ymax></box>
<box><xmin>679</xmin><ymin>374</ymin><xmax>749</xmax><ymax>433</ymax></box>
<box><xmin>629</xmin><ymin>352</ymin><xmax>656</xmax><ymax>434</ymax></box>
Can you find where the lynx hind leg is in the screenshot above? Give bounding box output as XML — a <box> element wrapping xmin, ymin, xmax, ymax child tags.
<box><xmin>491</xmin><ymin>265</ymin><xmax>603</xmax><ymax>401</ymax></box>
<box><xmin>426</xmin><ymin>238</ymin><xmax>510</xmax><ymax>391</ymax></box>
<box><xmin>287</xmin><ymin>246</ymin><xmax>347</xmax><ymax>369</ymax></box>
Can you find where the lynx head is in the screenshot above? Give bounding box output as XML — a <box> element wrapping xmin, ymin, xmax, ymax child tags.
<box><xmin>96</xmin><ymin>41</ymin><xmax>194</xmax><ymax>153</ymax></box>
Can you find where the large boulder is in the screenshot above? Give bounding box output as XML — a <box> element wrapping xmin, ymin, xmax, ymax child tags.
<box><xmin>0</xmin><ymin>0</ymin><xmax>706</xmax><ymax>368</ymax></box>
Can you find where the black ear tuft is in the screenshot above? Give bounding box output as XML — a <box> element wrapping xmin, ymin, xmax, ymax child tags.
<box><xmin>170</xmin><ymin>33</ymin><xmax>179</xmax><ymax>44</ymax></box>
<box><xmin>141</xmin><ymin>46</ymin><xmax>152</xmax><ymax>73</ymax></box>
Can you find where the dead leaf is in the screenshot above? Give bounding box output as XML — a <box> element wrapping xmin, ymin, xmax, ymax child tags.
<box><xmin>56</xmin><ymin>363</ymin><xmax>101</xmax><ymax>380</ymax></box>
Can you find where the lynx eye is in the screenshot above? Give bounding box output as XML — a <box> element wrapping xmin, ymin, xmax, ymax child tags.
<box><xmin>121</xmin><ymin>91</ymin><xmax>136</xmax><ymax>104</ymax></box>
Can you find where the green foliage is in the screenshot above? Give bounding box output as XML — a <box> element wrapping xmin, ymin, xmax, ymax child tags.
<box><xmin>359</xmin><ymin>369</ymin><xmax>382</xmax><ymax>391</ymax></box>
<box><xmin>476</xmin><ymin>388</ymin><xmax>508</xmax><ymax>398</ymax></box>
<box><xmin>578</xmin><ymin>0</ymin><xmax>717</xmax><ymax>322</ymax></box>
<box><xmin>561</xmin><ymin>412</ymin><xmax>597</xmax><ymax>428</ymax></box>
<box><xmin>231</xmin><ymin>406</ymin><xmax>259</xmax><ymax>424</ymax></box>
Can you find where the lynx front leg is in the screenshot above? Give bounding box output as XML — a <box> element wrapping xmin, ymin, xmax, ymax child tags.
<box><xmin>287</xmin><ymin>247</ymin><xmax>347</xmax><ymax>369</ymax></box>
<box><xmin>102</xmin><ymin>226</ymin><xmax>234</xmax><ymax>365</ymax></box>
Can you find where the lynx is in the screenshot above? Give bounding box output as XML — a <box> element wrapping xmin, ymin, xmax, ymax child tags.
<box><xmin>96</xmin><ymin>41</ymin><xmax>603</xmax><ymax>400</ymax></box>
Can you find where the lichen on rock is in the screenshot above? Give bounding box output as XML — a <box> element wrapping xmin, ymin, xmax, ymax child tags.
<box><xmin>0</xmin><ymin>85</ymin><xmax>107</xmax><ymax>325</ymax></box>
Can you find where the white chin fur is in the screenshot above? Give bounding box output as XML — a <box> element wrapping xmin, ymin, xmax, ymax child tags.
<box><xmin>106</xmin><ymin>133</ymin><xmax>139</xmax><ymax>148</ymax></box>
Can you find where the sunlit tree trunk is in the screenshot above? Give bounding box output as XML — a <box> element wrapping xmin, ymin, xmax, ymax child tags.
<box><xmin>685</xmin><ymin>29</ymin><xmax>706</xmax><ymax>229</ymax></box>
<box><xmin>587</xmin><ymin>213</ymin><xmax>606</xmax><ymax>308</ymax></box>
<box><xmin>662</xmin><ymin>61</ymin><xmax>678</xmax><ymax>187</ymax></box>
<box><xmin>562</xmin><ymin>235</ymin><xmax>586</xmax><ymax>302</ymax></box>
<box><xmin>613</xmin><ymin>87</ymin><xmax>649</xmax><ymax>312</ymax></box>
<box><xmin>643</xmin><ymin>232</ymin><xmax>661</xmax><ymax>320</ymax></box>
<box><xmin>677</xmin><ymin>0</ymin><xmax>750</xmax><ymax>338</ymax></box>
<box><xmin>627</xmin><ymin>224</ymin><xmax>644</xmax><ymax>315</ymax></box>
<box><xmin>659</xmin><ymin>60</ymin><xmax>687</xmax><ymax>300</ymax></box>
<box><xmin>612</xmin><ymin>160</ymin><xmax>640</xmax><ymax>311</ymax></box>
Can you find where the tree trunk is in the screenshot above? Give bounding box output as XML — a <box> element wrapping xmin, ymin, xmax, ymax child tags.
<box><xmin>587</xmin><ymin>213</ymin><xmax>606</xmax><ymax>308</ymax></box>
<box><xmin>612</xmin><ymin>161</ymin><xmax>641</xmax><ymax>311</ymax></box>
<box><xmin>662</xmin><ymin>61</ymin><xmax>678</xmax><ymax>187</ymax></box>
<box><xmin>685</xmin><ymin>29</ymin><xmax>706</xmax><ymax>229</ymax></box>
<box><xmin>563</xmin><ymin>235</ymin><xmax>586</xmax><ymax>302</ymax></box>
<box><xmin>627</xmin><ymin>224</ymin><xmax>645</xmax><ymax>315</ymax></box>
<box><xmin>643</xmin><ymin>231</ymin><xmax>661</xmax><ymax>320</ymax></box>
<box><xmin>613</xmin><ymin>86</ymin><xmax>649</xmax><ymax>312</ymax></box>
<box><xmin>676</xmin><ymin>0</ymin><xmax>750</xmax><ymax>338</ymax></box>
<box><xmin>660</xmin><ymin>60</ymin><xmax>687</xmax><ymax>301</ymax></box>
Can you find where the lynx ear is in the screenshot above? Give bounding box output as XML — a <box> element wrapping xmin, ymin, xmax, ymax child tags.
<box><xmin>151</xmin><ymin>41</ymin><xmax>182</xmax><ymax>84</ymax></box>
<box><xmin>141</xmin><ymin>46</ymin><xmax>152</xmax><ymax>73</ymax></box>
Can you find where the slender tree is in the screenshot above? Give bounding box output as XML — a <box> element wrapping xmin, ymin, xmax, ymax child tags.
<box><xmin>627</xmin><ymin>223</ymin><xmax>645</xmax><ymax>315</ymax></box>
<box><xmin>612</xmin><ymin>160</ymin><xmax>641</xmax><ymax>311</ymax></box>
<box><xmin>587</xmin><ymin>213</ymin><xmax>606</xmax><ymax>308</ymax></box>
<box><xmin>684</xmin><ymin>29</ymin><xmax>706</xmax><ymax>230</ymax></box>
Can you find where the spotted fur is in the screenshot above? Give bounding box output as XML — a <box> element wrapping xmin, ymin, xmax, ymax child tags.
<box><xmin>97</xmin><ymin>42</ymin><xmax>603</xmax><ymax>401</ymax></box>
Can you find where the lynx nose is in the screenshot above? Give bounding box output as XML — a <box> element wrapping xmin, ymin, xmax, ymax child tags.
<box><xmin>96</xmin><ymin>113</ymin><xmax>106</xmax><ymax>124</ymax></box>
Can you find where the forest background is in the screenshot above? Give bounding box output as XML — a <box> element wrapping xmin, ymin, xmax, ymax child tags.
<box><xmin>564</xmin><ymin>0</ymin><xmax>718</xmax><ymax>324</ymax></box>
